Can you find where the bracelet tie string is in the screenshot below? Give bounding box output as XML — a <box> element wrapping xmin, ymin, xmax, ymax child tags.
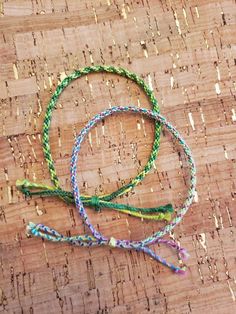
<box><xmin>16</xmin><ymin>65</ymin><xmax>173</xmax><ymax>221</ymax></box>
<box><xmin>16</xmin><ymin>179</ymin><xmax>173</xmax><ymax>220</ymax></box>
<box><xmin>26</xmin><ymin>106</ymin><xmax>197</xmax><ymax>274</ymax></box>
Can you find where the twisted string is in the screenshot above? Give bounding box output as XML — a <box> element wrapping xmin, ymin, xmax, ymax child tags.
<box><xmin>16</xmin><ymin>179</ymin><xmax>173</xmax><ymax>221</ymax></box>
<box><xmin>17</xmin><ymin>65</ymin><xmax>173</xmax><ymax>220</ymax></box>
<box><xmin>27</xmin><ymin>106</ymin><xmax>197</xmax><ymax>274</ymax></box>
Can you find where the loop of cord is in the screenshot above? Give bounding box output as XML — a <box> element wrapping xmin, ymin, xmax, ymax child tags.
<box><xmin>16</xmin><ymin>65</ymin><xmax>173</xmax><ymax>220</ymax></box>
<box><xmin>27</xmin><ymin>222</ymin><xmax>187</xmax><ymax>274</ymax></box>
<box><xmin>27</xmin><ymin>106</ymin><xmax>197</xmax><ymax>274</ymax></box>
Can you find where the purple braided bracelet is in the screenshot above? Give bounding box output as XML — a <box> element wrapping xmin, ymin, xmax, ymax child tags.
<box><xmin>27</xmin><ymin>106</ymin><xmax>197</xmax><ymax>274</ymax></box>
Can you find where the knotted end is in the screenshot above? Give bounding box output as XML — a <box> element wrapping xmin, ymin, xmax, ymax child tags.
<box><xmin>26</xmin><ymin>221</ymin><xmax>37</xmax><ymax>237</ymax></box>
<box><xmin>16</xmin><ymin>179</ymin><xmax>33</xmax><ymax>198</ymax></box>
<box><xmin>174</xmin><ymin>266</ymin><xmax>187</xmax><ymax>275</ymax></box>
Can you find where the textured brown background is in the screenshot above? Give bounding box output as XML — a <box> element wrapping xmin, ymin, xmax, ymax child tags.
<box><xmin>0</xmin><ymin>0</ymin><xmax>236</xmax><ymax>313</ymax></box>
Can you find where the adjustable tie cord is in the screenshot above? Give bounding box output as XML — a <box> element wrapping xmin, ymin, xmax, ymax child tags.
<box><xmin>26</xmin><ymin>106</ymin><xmax>197</xmax><ymax>274</ymax></box>
<box><xmin>17</xmin><ymin>65</ymin><xmax>173</xmax><ymax>220</ymax></box>
<box><xmin>16</xmin><ymin>179</ymin><xmax>173</xmax><ymax>220</ymax></box>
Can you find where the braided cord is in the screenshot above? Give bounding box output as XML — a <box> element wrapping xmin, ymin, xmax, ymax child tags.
<box><xmin>17</xmin><ymin>66</ymin><xmax>173</xmax><ymax>220</ymax></box>
<box><xmin>44</xmin><ymin>66</ymin><xmax>160</xmax><ymax>193</ymax></box>
<box><xmin>27</xmin><ymin>106</ymin><xmax>197</xmax><ymax>274</ymax></box>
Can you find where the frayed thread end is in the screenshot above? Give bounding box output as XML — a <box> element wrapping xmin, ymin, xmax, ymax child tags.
<box><xmin>26</xmin><ymin>221</ymin><xmax>37</xmax><ymax>236</ymax></box>
<box><xmin>16</xmin><ymin>179</ymin><xmax>30</xmax><ymax>188</ymax></box>
<box><xmin>179</xmin><ymin>249</ymin><xmax>190</xmax><ymax>260</ymax></box>
<box><xmin>175</xmin><ymin>267</ymin><xmax>187</xmax><ymax>275</ymax></box>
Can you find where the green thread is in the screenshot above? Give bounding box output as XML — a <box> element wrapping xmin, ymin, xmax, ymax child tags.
<box><xmin>17</xmin><ymin>179</ymin><xmax>173</xmax><ymax>220</ymax></box>
<box><xmin>17</xmin><ymin>65</ymin><xmax>173</xmax><ymax>220</ymax></box>
<box><xmin>90</xmin><ymin>196</ymin><xmax>100</xmax><ymax>211</ymax></box>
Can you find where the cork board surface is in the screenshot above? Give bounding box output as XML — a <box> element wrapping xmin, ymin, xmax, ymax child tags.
<box><xmin>0</xmin><ymin>0</ymin><xmax>236</xmax><ymax>313</ymax></box>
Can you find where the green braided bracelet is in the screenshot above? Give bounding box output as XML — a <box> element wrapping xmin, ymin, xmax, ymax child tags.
<box><xmin>17</xmin><ymin>65</ymin><xmax>173</xmax><ymax>220</ymax></box>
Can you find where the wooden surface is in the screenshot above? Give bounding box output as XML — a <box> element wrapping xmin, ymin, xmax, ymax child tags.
<box><xmin>0</xmin><ymin>1</ymin><xmax>236</xmax><ymax>313</ymax></box>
